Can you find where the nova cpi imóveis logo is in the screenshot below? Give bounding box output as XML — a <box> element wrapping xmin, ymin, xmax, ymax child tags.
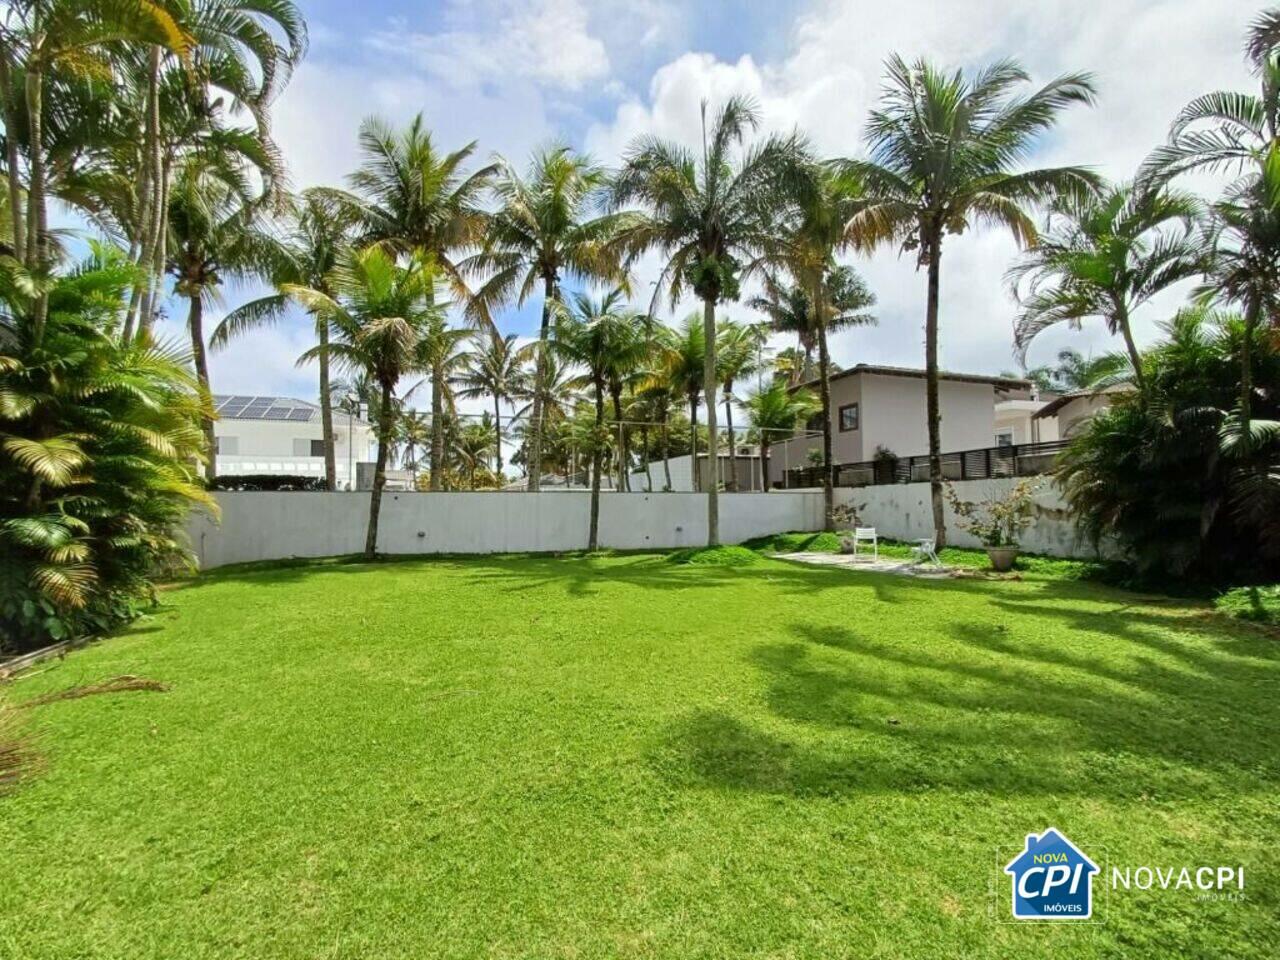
<box><xmin>1004</xmin><ymin>828</ymin><xmax>1099</xmax><ymax>920</ymax></box>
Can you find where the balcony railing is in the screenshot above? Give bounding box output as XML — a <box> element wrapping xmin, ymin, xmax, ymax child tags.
<box><xmin>781</xmin><ymin>439</ymin><xmax>1070</xmax><ymax>489</ymax></box>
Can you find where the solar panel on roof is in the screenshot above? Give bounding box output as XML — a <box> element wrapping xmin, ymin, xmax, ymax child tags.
<box><xmin>263</xmin><ymin>407</ymin><xmax>290</xmax><ymax>419</ymax></box>
<box><xmin>220</xmin><ymin>402</ymin><xmax>249</xmax><ymax>418</ymax></box>
<box><xmin>229</xmin><ymin>394</ymin><xmax>254</xmax><ymax>404</ymax></box>
<box><xmin>287</xmin><ymin>408</ymin><xmax>313</xmax><ymax>421</ymax></box>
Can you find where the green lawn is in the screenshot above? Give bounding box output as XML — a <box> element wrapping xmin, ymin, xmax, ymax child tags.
<box><xmin>2</xmin><ymin>553</ymin><xmax>1276</xmax><ymax>959</ymax></box>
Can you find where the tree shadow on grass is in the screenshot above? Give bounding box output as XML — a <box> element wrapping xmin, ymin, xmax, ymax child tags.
<box><xmin>655</xmin><ymin>615</ymin><xmax>1280</xmax><ymax>800</ymax></box>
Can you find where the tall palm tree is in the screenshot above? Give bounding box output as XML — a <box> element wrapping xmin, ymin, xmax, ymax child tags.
<box><xmin>611</xmin><ymin>96</ymin><xmax>812</xmax><ymax>543</ymax></box>
<box><xmin>285</xmin><ymin>248</ymin><xmax>441</xmax><ymax>558</ymax></box>
<box><xmin>742</xmin><ymin>380</ymin><xmax>820</xmax><ymax>492</ymax></box>
<box><xmin>212</xmin><ymin>190</ymin><xmax>357</xmax><ymax>490</ymax></box>
<box><xmin>165</xmin><ymin>154</ymin><xmax>278</xmax><ymax>483</ymax></box>
<box><xmin>510</xmin><ymin>352</ymin><xmax>579</xmax><ymax>479</ymax></box>
<box><xmin>716</xmin><ymin>319</ymin><xmax>764</xmax><ymax>489</ymax></box>
<box><xmin>841</xmin><ymin>56</ymin><xmax>1099</xmax><ymax>544</ymax></box>
<box><xmin>747</xmin><ymin>274</ymin><xmax>817</xmax><ymax>382</ymax></box>
<box><xmin>650</xmin><ymin>314</ymin><xmax>708</xmax><ymax>491</ymax></box>
<box><xmin>452</xmin><ymin>329</ymin><xmax>529</xmax><ymax>477</ymax></box>
<box><xmin>408</xmin><ymin>312</ymin><xmax>470</xmax><ymax>487</ymax></box>
<box><xmin>335</xmin><ymin>114</ymin><xmax>496</xmax><ymax>489</ymax></box>
<box><xmin>464</xmin><ymin>144</ymin><xmax>628</xmax><ymax>491</ymax></box>
<box><xmin>395</xmin><ymin>410</ymin><xmax>432</xmax><ymax>488</ymax></box>
<box><xmin>1006</xmin><ymin>182</ymin><xmax>1207</xmax><ymax>388</ymax></box>
<box><xmin>1142</xmin><ymin>15</ymin><xmax>1280</xmax><ymax>425</ymax></box>
<box><xmin>549</xmin><ymin>288</ymin><xmax>634</xmax><ymax>550</ymax></box>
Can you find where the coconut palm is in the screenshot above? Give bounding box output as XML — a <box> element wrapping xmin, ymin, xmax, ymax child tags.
<box><xmin>335</xmin><ymin>114</ymin><xmax>496</xmax><ymax>488</ymax></box>
<box><xmin>452</xmin><ymin>329</ymin><xmax>530</xmax><ymax>477</ymax></box>
<box><xmin>1006</xmin><ymin>183</ymin><xmax>1207</xmax><ymax>388</ymax></box>
<box><xmin>742</xmin><ymin>380</ymin><xmax>821</xmax><ymax>492</ymax></box>
<box><xmin>611</xmin><ymin>96</ymin><xmax>812</xmax><ymax>543</ymax></box>
<box><xmin>165</xmin><ymin>153</ymin><xmax>280</xmax><ymax>483</ymax></box>
<box><xmin>549</xmin><ymin>288</ymin><xmax>635</xmax><ymax>549</ymax></box>
<box><xmin>650</xmin><ymin>313</ymin><xmax>709</xmax><ymax>490</ymax></box>
<box><xmin>747</xmin><ymin>274</ymin><xmax>818</xmax><ymax>382</ymax></box>
<box><xmin>464</xmin><ymin>144</ymin><xmax>628</xmax><ymax>491</ymax></box>
<box><xmin>284</xmin><ymin>248</ymin><xmax>442</xmax><ymax>558</ymax></box>
<box><xmin>407</xmin><ymin>312</ymin><xmax>470</xmax><ymax>486</ymax></box>
<box><xmin>395</xmin><ymin>410</ymin><xmax>431</xmax><ymax>488</ymax></box>
<box><xmin>716</xmin><ymin>320</ymin><xmax>764</xmax><ymax>489</ymax></box>
<box><xmin>840</xmin><ymin>56</ymin><xmax>1099</xmax><ymax>544</ymax></box>
<box><xmin>212</xmin><ymin>190</ymin><xmax>357</xmax><ymax>489</ymax></box>
<box><xmin>510</xmin><ymin>352</ymin><xmax>579</xmax><ymax>479</ymax></box>
<box><xmin>452</xmin><ymin>416</ymin><xmax>498</xmax><ymax>489</ymax></box>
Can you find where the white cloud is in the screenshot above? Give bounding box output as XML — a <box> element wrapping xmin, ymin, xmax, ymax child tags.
<box><xmin>586</xmin><ymin>0</ymin><xmax>1262</xmax><ymax>375</ymax></box>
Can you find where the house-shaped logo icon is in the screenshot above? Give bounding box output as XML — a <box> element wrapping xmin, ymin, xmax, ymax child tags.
<box><xmin>1004</xmin><ymin>828</ymin><xmax>1099</xmax><ymax>920</ymax></box>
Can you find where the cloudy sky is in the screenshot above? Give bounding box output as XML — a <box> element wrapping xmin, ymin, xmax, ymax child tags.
<box><xmin>168</xmin><ymin>0</ymin><xmax>1264</xmax><ymax>410</ymax></box>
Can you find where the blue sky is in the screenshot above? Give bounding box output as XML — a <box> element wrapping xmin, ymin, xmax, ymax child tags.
<box><xmin>160</xmin><ymin>0</ymin><xmax>1263</xmax><ymax>410</ymax></box>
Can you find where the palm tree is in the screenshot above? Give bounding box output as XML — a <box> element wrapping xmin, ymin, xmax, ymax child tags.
<box><xmin>1021</xmin><ymin>348</ymin><xmax>1128</xmax><ymax>393</ymax></box>
<box><xmin>395</xmin><ymin>410</ymin><xmax>432</xmax><ymax>488</ymax></box>
<box><xmin>716</xmin><ymin>320</ymin><xmax>764</xmax><ymax>489</ymax></box>
<box><xmin>510</xmin><ymin>352</ymin><xmax>579</xmax><ymax>479</ymax></box>
<box><xmin>452</xmin><ymin>417</ymin><xmax>498</xmax><ymax>489</ymax></box>
<box><xmin>452</xmin><ymin>329</ymin><xmax>529</xmax><ymax>477</ymax></box>
<box><xmin>165</xmin><ymin>154</ymin><xmax>278</xmax><ymax>483</ymax></box>
<box><xmin>409</xmin><ymin>312</ymin><xmax>471</xmax><ymax>487</ymax></box>
<box><xmin>611</xmin><ymin>96</ymin><xmax>812</xmax><ymax>543</ymax></box>
<box><xmin>742</xmin><ymin>380</ymin><xmax>820</xmax><ymax>491</ymax></box>
<box><xmin>841</xmin><ymin>56</ymin><xmax>1099</xmax><ymax>544</ymax></box>
<box><xmin>549</xmin><ymin>288</ymin><xmax>634</xmax><ymax>550</ymax></box>
<box><xmin>1142</xmin><ymin>16</ymin><xmax>1280</xmax><ymax>425</ymax></box>
<box><xmin>212</xmin><ymin>190</ymin><xmax>356</xmax><ymax>490</ymax></box>
<box><xmin>1006</xmin><ymin>183</ymin><xmax>1207</xmax><ymax>388</ymax></box>
<box><xmin>650</xmin><ymin>314</ymin><xmax>708</xmax><ymax>491</ymax></box>
<box><xmin>336</xmin><ymin>114</ymin><xmax>496</xmax><ymax>489</ymax></box>
<box><xmin>285</xmin><ymin>248</ymin><xmax>442</xmax><ymax>558</ymax></box>
<box><xmin>464</xmin><ymin>144</ymin><xmax>628</xmax><ymax>491</ymax></box>
<box><xmin>747</xmin><ymin>274</ymin><xmax>817</xmax><ymax>382</ymax></box>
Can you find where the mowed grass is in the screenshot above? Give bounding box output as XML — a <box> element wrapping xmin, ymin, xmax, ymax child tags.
<box><xmin>2</xmin><ymin>553</ymin><xmax>1277</xmax><ymax>959</ymax></box>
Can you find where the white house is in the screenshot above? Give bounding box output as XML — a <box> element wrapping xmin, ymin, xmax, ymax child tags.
<box><xmin>212</xmin><ymin>395</ymin><xmax>376</xmax><ymax>489</ymax></box>
<box><xmin>767</xmin><ymin>364</ymin><xmax>1032</xmax><ymax>486</ymax></box>
<box><xmin>1032</xmin><ymin>385</ymin><xmax>1129</xmax><ymax>439</ymax></box>
<box><xmin>995</xmin><ymin>387</ymin><xmax>1061</xmax><ymax>446</ymax></box>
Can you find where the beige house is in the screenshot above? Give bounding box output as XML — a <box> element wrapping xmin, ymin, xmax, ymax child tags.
<box><xmin>767</xmin><ymin>365</ymin><xmax>1031</xmax><ymax>486</ymax></box>
<box><xmin>995</xmin><ymin>386</ymin><xmax>1061</xmax><ymax>446</ymax></box>
<box><xmin>1032</xmin><ymin>385</ymin><xmax>1129</xmax><ymax>439</ymax></box>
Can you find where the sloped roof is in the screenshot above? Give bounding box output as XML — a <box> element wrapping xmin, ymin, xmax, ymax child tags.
<box><xmin>212</xmin><ymin>395</ymin><xmax>370</xmax><ymax>426</ymax></box>
<box><xmin>795</xmin><ymin>364</ymin><xmax>1031</xmax><ymax>391</ymax></box>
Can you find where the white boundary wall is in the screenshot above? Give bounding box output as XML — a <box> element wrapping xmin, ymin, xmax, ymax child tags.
<box><xmin>187</xmin><ymin>491</ymin><xmax>825</xmax><ymax>569</ymax></box>
<box><xmin>836</xmin><ymin>477</ymin><xmax>1110</xmax><ymax>559</ymax></box>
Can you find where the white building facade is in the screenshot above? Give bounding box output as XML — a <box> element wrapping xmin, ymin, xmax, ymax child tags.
<box><xmin>212</xmin><ymin>395</ymin><xmax>376</xmax><ymax>489</ymax></box>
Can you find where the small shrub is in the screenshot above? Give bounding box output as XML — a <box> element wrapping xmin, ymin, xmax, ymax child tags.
<box><xmin>1215</xmin><ymin>585</ymin><xmax>1280</xmax><ymax>624</ymax></box>
<box><xmin>668</xmin><ymin>545</ymin><xmax>759</xmax><ymax>566</ymax></box>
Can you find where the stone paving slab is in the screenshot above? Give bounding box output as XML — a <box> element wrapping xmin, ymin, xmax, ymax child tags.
<box><xmin>776</xmin><ymin>552</ymin><xmax>953</xmax><ymax>578</ymax></box>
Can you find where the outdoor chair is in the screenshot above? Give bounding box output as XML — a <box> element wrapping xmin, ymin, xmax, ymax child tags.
<box><xmin>910</xmin><ymin>536</ymin><xmax>942</xmax><ymax>567</ymax></box>
<box><xmin>852</xmin><ymin>527</ymin><xmax>878</xmax><ymax>561</ymax></box>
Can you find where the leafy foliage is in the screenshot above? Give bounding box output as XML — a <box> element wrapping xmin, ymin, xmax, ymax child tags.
<box><xmin>0</xmin><ymin>246</ymin><xmax>212</xmax><ymax>651</ymax></box>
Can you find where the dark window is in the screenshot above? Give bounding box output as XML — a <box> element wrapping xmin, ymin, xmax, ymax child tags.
<box><xmin>839</xmin><ymin>403</ymin><xmax>859</xmax><ymax>432</ymax></box>
<box><xmin>995</xmin><ymin>431</ymin><xmax>1014</xmax><ymax>448</ymax></box>
<box><xmin>310</xmin><ymin>439</ymin><xmax>325</xmax><ymax>457</ymax></box>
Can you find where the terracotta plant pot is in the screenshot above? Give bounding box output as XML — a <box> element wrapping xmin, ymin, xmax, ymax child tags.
<box><xmin>986</xmin><ymin>546</ymin><xmax>1020</xmax><ymax>572</ymax></box>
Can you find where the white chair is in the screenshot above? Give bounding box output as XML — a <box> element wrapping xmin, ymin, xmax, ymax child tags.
<box><xmin>852</xmin><ymin>526</ymin><xmax>878</xmax><ymax>561</ymax></box>
<box><xmin>910</xmin><ymin>536</ymin><xmax>941</xmax><ymax>567</ymax></box>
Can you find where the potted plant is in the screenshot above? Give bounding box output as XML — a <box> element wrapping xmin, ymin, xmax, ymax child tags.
<box><xmin>944</xmin><ymin>479</ymin><xmax>1040</xmax><ymax>571</ymax></box>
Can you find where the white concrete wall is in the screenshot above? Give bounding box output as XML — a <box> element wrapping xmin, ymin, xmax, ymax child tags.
<box><xmin>835</xmin><ymin>478</ymin><xmax>1111</xmax><ymax>559</ymax></box>
<box><xmin>187</xmin><ymin>491</ymin><xmax>826</xmax><ymax>569</ymax></box>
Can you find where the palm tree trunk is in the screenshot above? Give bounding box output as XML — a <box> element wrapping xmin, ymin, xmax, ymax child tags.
<box><xmin>188</xmin><ymin>294</ymin><xmax>217</xmax><ymax>485</ymax></box>
<box><xmin>493</xmin><ymin>397</ymin><xmax>504</xmax><ymax>476</ymax></box>
<box><xmin>1116</xmin><ymin>306</ymin><xmax>1146</xmax><ymax>393</ymax></box>
<box><xmin>142</xmin><ymin>152</ymin><xmax>172</xmax><ymax>336</ymax></box>
<box><xmin>642</xmin><ymin>425</ymin><xmax>653</xmax><ymax>492</ymax></box>
<box><xmin>702</xmin><ymin>297</ymin><xmax>720</xmax><ymax>544</ymax></box>
<box><xmin>761</xmin><ymin>438</ymin><xmax>771</xmax><ymax>491</ymax></box>
<box><xmin>924</xmin><ymin>233</ymin><xmax>946</xmax><ymax>547</ymax></box>
<box><xmin>0</xmin><ymin>44</ymin><xmax>26</xmax><ymax>263</ymax></box>
<box><xmin>689</xmin><ymin>397</ymin><xmax>699</xmax><ymax>492</ymax></box>
<box><xmin>429</xmin><ymin>360</ymin><xmax>444</xmax><ymax>491</ymax></box>
<box><xmin>317</xmin><ymin>319</ymin><xmax>337</xmax><ymax>490</ymax></box>
<box><xmin>1241</xmin><ymin>299</ymin><xmax>1258</xmax><ymax>427</ymax></box>
<box><xmin>365</xmin><ymin>381</ymin><xmax>395</xmax><ymax>558</ymax></box>
<box><xmin>136</xmin><ymin>47</ymin><xmax>162</xmax><ymax>333</ymax></box>
<box><xmin>588</xmin><ymin>383</ymin><xmax>604</xmax><ymax>550</ymax></box>
<box><xmin>816</xmin><ymin>309</ymin><xmax>836</xmax><ymax>531</ymax></box>
<box><xmin>723</xmin><ymin>390</ymin><xmax>736</xmax><ymax>492</ymax></box>
<box><xmin>611</xmin><ymin>388</ymin><xmax>627</xmax><ymax>491</ymax></box>
<box><xmin>24</xmin><ymin>61</ymin><xmax>48</xmax><ymax>343</ymax></box>
<box><xmin>661</xmin><ymin>409</ymin><xmax>673</xmax><ymax>491</ymax></box>
<box><xmin>527</xmin><ymin>274</ymin><xmax>555</xmax><ymax>491</ymax></box>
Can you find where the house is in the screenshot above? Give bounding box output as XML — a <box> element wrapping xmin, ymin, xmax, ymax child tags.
<box><xmin>767</xmin><ymin>364</ymin><xmax>1032</xmax><ymax>486</ymax></box>
<box><xmin>1003</xmin><ymin>828</ymin><xmax>1099</xmax><ymax>920</ymax></box>
<box><xmin>1032</xmin><ymin>385</ymin><xmax>1129</xmax><ymax>439</ymax></box>
<box><xmin>995</xmin><ymin>384</ymin><xmax>1060</xmax><ymax>446</ymax></box>
<box><xmin>212</xmin><ymin>395</ymin><xmax>377</xmax><ymax>490</ymax></box>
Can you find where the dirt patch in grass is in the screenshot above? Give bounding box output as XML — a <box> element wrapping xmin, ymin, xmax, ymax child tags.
<box><xmin>20</xmin><ymin>675</ymin><xmax>168</xmax><ymax>709</ymax></box>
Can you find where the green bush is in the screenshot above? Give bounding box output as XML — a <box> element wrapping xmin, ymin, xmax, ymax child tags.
<box><xmin>0</xmin><ymin>246</ymin><xmax>211</xmax><ymax>653</ymax></box>
<box><xmin>210</xmin><ymin>474</ymin><xmax>326</xmax><ymax>491</ymax></box>
<box><xmin>1215</xmin><ymin>585</ymin><xmax>1280</xmax><ymax>624</ymax></box>
<box><xmin>667</xmin><ymin>545</ymin><xmax>759</xmax><ymax>566</ymax></box>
